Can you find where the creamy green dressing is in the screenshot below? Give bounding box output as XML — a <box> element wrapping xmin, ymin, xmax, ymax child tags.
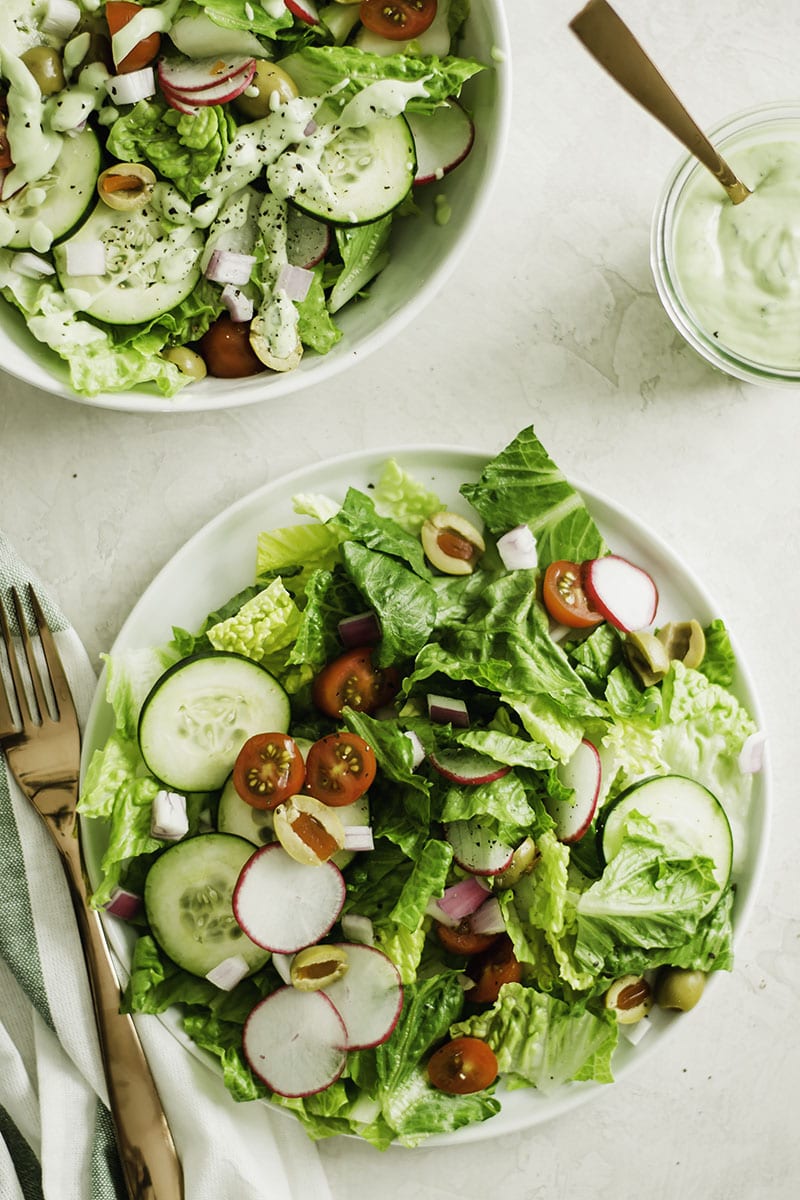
<box><xmin>672</xmin><ymin>131</ymin><xmax>800</xmax><ymax>369</ymax></box>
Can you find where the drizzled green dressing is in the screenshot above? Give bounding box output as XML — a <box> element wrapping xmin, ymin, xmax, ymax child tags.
<box><xmin>672</xmin><ymin>131</ymin><xmax>800</xmax><ymax>368</ymax></box>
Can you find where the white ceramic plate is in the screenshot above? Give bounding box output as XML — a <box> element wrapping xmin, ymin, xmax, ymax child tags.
<box><xmin>80</xmin><ymin>444</ymin><xmax>770</xmax><ymax>1144</ymax></box>
<box><xmin>0</xmin><ymin>2</ymin><xmax>511</xmax><ymax>413</ymax></box>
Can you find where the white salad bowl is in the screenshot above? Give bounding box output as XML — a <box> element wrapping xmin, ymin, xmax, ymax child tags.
<box><xmin>0</xmin><ymin>2</ymin><xmax>511</xmax><ymax>413</ymax></box>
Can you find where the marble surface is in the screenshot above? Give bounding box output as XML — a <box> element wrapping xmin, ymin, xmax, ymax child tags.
<box><xmin>2</xmin><ymin>1</ymin><xmax>799</xmax><ymax>1195</ymax></box>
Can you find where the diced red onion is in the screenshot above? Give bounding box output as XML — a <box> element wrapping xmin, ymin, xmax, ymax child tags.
<box><xmin>497</xmin><ymin>524</ymin><xmax>538</xmax><ymax>571</ymax></box>
<box><xmin>427</xmin><ymin>693</ymin><xmax>469</xmax><ymax>727</ymax></box>
<box><xmin>277</xmin><ymin>262</ymin><xmax>314</xmax><ymax>302</ymax></box>
<box><xmin>64</xmin><ymin>239</ymin><xmax>106</xmax><ymax>277</ymax></box>
<box><xmin>272</xmin><ymin>952</ymin><xmax>293</xmax><ymax>985</ymax></box>
<box><xmin>403</xmin><ymin>729</ymin><xmax>426</xmax><ymax>769</ymax></box>
<box><xmin>303</xmin><ymin>119</ymin><xmax>318</xmax><ymax>137</ymax></box>
<box><xmin>425</xmin><ymin>896</ymin><xmax>460</xmax><ymax>928</ymax></box>
<box><xmin>42</xmin><ymin>0</ymin><xmax>81</xmax><ymax>39</ymax></box>
<box><xmin>205</xmin><ymin>955</ymin><xmax>250</xmax><ymax>991</ymax></box>
<box><xmin>738</xmin><ymin>730</ymin><xmax>767</xmax><ymax>774</ymax></box>
<box><xmin>105</xmin><ymin>67</ymin><xmax>156</xmax><ymax>105</ymax></box>
<box><xmin>150</xmin><ymin>789</ymin><xmax>189</xmax><ymax>840</ymax></box>
<box><xmin>220</xmin><ymin>283</ymin><xmax>254</xmax><ymax>322</ymax></box>
<box><xmin>103</xmin><ymin>887</ymin><xmax>142</xmax><ymax>920</ymax></box>
<box><xmin>338</xmin><ymin>610</ymin><xmax>381</xmax><ymax>647</ymax></box>
<box><xmin>11</xmin><ymin>252</ymin><xmax>55</xmax><ymax>279</ymax></box>
<box><xmin>437</xmin><ymin>876</ymin><xmax>490</xmax><ymax>921</ymax></box>
<box><xmin>340</xmin><ymin>913</ymin><xmax>374</xmax><ymax>946</ymax></box>
<box><xmin>205</xmin><ymin>249</ymin><xmax>256</xmax><ymax>286</ymax></box>
<box><xmin>343</xmin><ymin>826</ymin><xmax>374</xmax><ymax>852</ymax></box>
<box><xmin>467</xmin><ymin>896</ymin><xmax>506</xmax><ymax>936</ymax></box>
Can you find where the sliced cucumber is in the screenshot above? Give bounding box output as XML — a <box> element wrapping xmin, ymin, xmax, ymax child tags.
<box><xmin>1</xmin><ymin>128</ymin><xmax>100</xmax><ymax>250</ymax></box>
<box><xmin>144</xmin><ymin>832</ymin><xmax>269</xmax><ymax>977</ymax></box>
<box><xmin>599</xmin><ymin>774</ymin><xmax>733</xmax><ymax>890</ymax></box>
<box><xmin>52</xmin><ymin>200</ymin><xmax>204</xmax><ymax>325</ymax></box>
<box><xmin>138</xmin><ymin>652</ymin><xmax>290</xmax><ymax>793</ymax></box>
<box><xmin>272</xmin><ymin>116</ymin><xmax>416</xmax><ymax>226</ymax></box>
<box><xmin>218</xmin><ymin>774</ymin><xmax>275</xmax><ymax>846</ymax></box>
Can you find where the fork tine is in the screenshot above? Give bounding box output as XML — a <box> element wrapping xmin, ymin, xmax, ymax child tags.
<box><xmin>0</xmin><ymin>592</ymin><xmax>21</xmax><ymax>735</ymax></box>
<box><xmin>1</xmin><ymin>589</ymin><xmax>32</xmax><ymax>730</ymax></box>
<box><xmin>10</xmin><ymin>586</ymin><xmax>50</xmax><ymax>726</ymax></box>
<box><xmin>27</xmin><ymin>584</ymin><xmax>75</xmax><ymax>720</ymax></box>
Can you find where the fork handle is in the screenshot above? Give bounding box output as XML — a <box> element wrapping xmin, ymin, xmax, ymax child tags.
<box><xmin>60</xmin><ymin>844</ymin><xmax>184</xmax><ymax>1199</ymax></box>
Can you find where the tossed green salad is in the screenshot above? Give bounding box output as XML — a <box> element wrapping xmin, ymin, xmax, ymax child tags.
<box><xmin>79</xmin><ymin>426</ymin><xmax>763</xmax><ymax>1147</ymax></box>
<box><xmin>0</xmin><ymin>0</ymin><xmax>485</xmax><ymax>397</ymax></box>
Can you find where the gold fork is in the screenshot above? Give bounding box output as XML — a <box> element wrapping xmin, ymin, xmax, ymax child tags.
<box><xmin>0</xmin><ymin>584</ymin><xmax>183</xmax><ymax>1200</ymax></box>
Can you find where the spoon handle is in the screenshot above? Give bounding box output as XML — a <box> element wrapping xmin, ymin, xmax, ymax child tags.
<box><xmin>570</xmin><ymin>0</ymin><xmax>750</xmax><ymax>204</ymax></box>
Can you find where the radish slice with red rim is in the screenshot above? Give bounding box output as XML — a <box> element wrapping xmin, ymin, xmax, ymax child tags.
<box><xmin>322</xmin><ymin>943</ymin><xmax>403</xmax><ymax>1049</ymax></box>
<box><xmin>445</xmin><ymin>819</ymin><xmax>515</xmax><ymax>876</ymax></box>
<box><xmin>243</xmin><ymin>987</ymin><xmax>347</xmax><ymax>1096</ymax></box>
<box><xmin>287</xmin><ymin>208</ymin><xmax>331</xmax><ymax>269</ymax></box>
<box><xmin>583</xmin><ymin>554</ymin><xmax>659</xmax><ymax>632</ymax></box>
<box><xmin>284</xmin><ymin>0</ymin><xmax>320</xmax><ymax>24</ymax></box>
<box><xmin>406</xmin><ymin>99</ymin><xmax>475</xmax><ymax>185</ymax></box>
<box><xmin>157</xmin><ymin>55</ymin><xmax>256</xmax><ymax>94</ymax></box>
<box><xmin>547</xmin><ymin>738</ymin><xmax>602</xmax><ymax>843</ymax></box>
<box><xmin>232</xmin><ymin>843</ymin><xmax>345</xmax><ymax>954</ymax></box>
<box><xmin>428</xmin><ymin>748</ymin><xmax>510</xmax><ymax>786</ymax></box>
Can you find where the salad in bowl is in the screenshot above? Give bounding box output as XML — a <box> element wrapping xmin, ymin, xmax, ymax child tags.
<box><xmin>0</xmin><ymin>0</ymin><xmax>507</xmax><ymax>408</ymax></box>
<box><xmin>79</xmin><ymin>426</ymin><xmax>768</xmax><ymax>1147</ymax></box>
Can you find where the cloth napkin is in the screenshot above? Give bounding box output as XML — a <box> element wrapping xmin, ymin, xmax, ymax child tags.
<box><xmin>0</xmin><ymin>532</ymin><xmax>335</xmax><ymax>1200</ymax></box>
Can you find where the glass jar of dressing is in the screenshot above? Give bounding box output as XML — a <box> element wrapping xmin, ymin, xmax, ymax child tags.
<box><xmin>651</xmin><ymin>102</ymin><xmax>800</xmax><ymax>385</ymax></box>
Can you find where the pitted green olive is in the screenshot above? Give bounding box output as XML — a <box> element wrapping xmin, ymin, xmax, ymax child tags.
<box><xmin>492</xmin><ymin>837</ymin><xmax>540</xmax><ymax>889</ymax></box>
<box><xmin>233</xmin><ymin>61</ymin><xmax>300</xmax><ymax>120</ymax></box>
<box><xmin>97</xmin><ymin>163</ymin><xmax>156</xmax><ymax>211</ymax></box>
<box><xmin>655</xmin><ymin>967</ymin><xmax>706</xmax><ymax>1012</ymax></box>
<box><xmin>656</xmin><ymin>620</ymin><xmax>706</xmax><ymax>669</ymax></box>
<box><xmin>604</xmin><ymin>974</ymin><xmax>653</xmax><ymax>1024</ymax></box>
<box><xmin>162</xmin><ymin>346</ymin><xmax>207</xmax><ymax>381</ymax></box>
<box><xmin>20</xmin><ymin>46</ymin><xmax>65</xmax><ymax>96</ymax></box>
<box><xmin>624</xmin><ymin>631</ymin><xmax>671</xmax><ymax>687</ymax></box>
<box><xmin>421</xmin><ymin>511</ymin><xmax>485</xmax><ymax>575</ymax></box>
<box><xmin>290</xmin><ymin>944</ymin><xmax>349</xmax><ymax>991</ymax></box>
<box><xmin>273</xmin><ymin>794</ymin><xmax>346</xmax><ymax>866</ymax></box>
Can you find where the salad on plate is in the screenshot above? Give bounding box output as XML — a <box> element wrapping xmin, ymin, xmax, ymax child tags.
<box><xmin>79</xmin><ymin>426</ymin><xmax>765</xmax><ymax>1147</ymax></box>
<box><xmin>0</xmin><ymin>0</ymin><xmax>487</xmax><ymax>397</ymax></box>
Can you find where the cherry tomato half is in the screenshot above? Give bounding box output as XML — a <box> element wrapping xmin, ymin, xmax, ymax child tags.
<box><xmin>312</xmin><ymin>646</ymin><xmax>399</xmax><ymax>719</ymax></box>
<box><xmin>304</xmin><ymin>732</ymin><xmax>377</xmax><ymax>807</ymax></box>
<box><xmin>199</xmin><ymin>316</ymin><xmax>265</xmax><ymax>379</ymax></box>
<box><xmin>105</xmin><ymin>2</ymin><xmax>161</xmax><ymax>73</ymax></box>
<box><xmin>360</xmin><ymin>0</ymin><xmax>438</xmax><ymax>41</ymax></box>
<box><xmin>466</xmin><ymin>934</ymin><xmax>522</xmax><ymax>1005</ymax></box>
<box><xmin>435</xmin><ymin>920</ymin><xmax>501</xmax><ymax>958</ymax></box>
<box><xmin>427</xmin><ymin>1036</ymin><xmax>498</xmax><ymax>1095</ymax></box>
<box><xmin>232</xmin><ymin>732</ymin><xmax>306</xmax><ymax>811</ymax></box>
<box><xmin>541</xmin><ymin>560</ymin><xmax>604</xmax><ymax>629</ymax></box>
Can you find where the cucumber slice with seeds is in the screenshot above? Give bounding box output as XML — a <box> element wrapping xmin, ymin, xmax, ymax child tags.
<box><xmin>144</xmin><ymin>832</ymin><xmax>269</xmax><ymax>978</ymax></box>
<box><xmin>599</xmin><ymin>774</ymin><xmax>733</xmax><ymax>890</ymax></box>
<box><xmin>138</xmin><ymin>652</ymin><xmax>290</xmax><ymax>793</ymax></box>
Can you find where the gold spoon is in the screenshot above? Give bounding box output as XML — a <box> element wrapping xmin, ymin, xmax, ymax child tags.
<box><xmin>570</xmin><ymin>0</ymin><xmax>750</xmax><ymax>204</ymax></box>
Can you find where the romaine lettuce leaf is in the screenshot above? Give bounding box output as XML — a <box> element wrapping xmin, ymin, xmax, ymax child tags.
<box><xmin>451</xmin><ymin>982</ymin><xmax>618</xmax><ymax>1094</ymax></box>
<box><xmin>460</xmin><ymin>425</ymin><xmax>607</xmax><ymax>565</ymax></box>
<box><xmin>373</xmin><ymin>459</ymin><xmax>442</xmax><ymax>533</ymax></box>
<box><xmin>341</xmin><ymin>541</ymin><xmax>437</xmax><ymax>665</ymax></box>
<box><xmin>107</xmin><ymin>99</ymin><xmax>236</xmax><ymax>200</ymax></box>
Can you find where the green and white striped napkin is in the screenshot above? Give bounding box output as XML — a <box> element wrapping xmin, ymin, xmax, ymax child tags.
<box><xmin>0</xmin><ymin>532</ymin><xmax>332</xmax><ymax>1200</ymax></box>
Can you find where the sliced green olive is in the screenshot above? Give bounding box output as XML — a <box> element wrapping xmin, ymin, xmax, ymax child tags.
<box><xmin>656</xmin><ymin>620</ymin><xmax>706</xmax><ymax>669</ymax></box>
<box><xmin>20</xmin><ymin>46</ymin><xmax>65</xmax><ymax>96</ymax></box>
<box><xmin>624</xmin><ymin>631</ymin><xmax>671</xmax><ymax>687</ymax></box>
<box><xmin>162</xmin><ymin>346</ymin><xmax>207</xmax><ymax>381</ymax></box>
<box><xmin>655</xmin><ymin>967</ymin><xmax>706</xmax><ymax>1012</ymax></box>
<box><xmin>233</xmin><ymin>61</ymin><xmax>300</xmax><ymax>120</ymax></box>
<box><xmin>290</xmin><ymin>944</ymin><xmax>349</xmax><ymax>992</ymax></box>
<box><xmin>604</xmin><ymin>974</ymin><xmax>653</xmax><ymax>1024</ymax></box>
<box><xmin>273</xmin><ymin>794</ymin><xmax>346</xmax><ymax>866</ymax></box>
<box><xmin>421</xmin><ymin>511</ymin><xmax>485</xmax><ymax>575</ymax></box>
<box><xmin>492</xmin><ymin>837</ymin><xmax>540</xmax><ymax>889</ymax></box>
<box><xmin>97</xmin><ymin>163</ymin><xmax>156</xmax><ymax>211</ymax></box>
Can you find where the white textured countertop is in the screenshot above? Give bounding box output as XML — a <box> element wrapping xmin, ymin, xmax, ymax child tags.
<box><xmin>2</xmin><ymin>1</ymin><xmax>798</xmax><ymax>1196</ymax></box>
